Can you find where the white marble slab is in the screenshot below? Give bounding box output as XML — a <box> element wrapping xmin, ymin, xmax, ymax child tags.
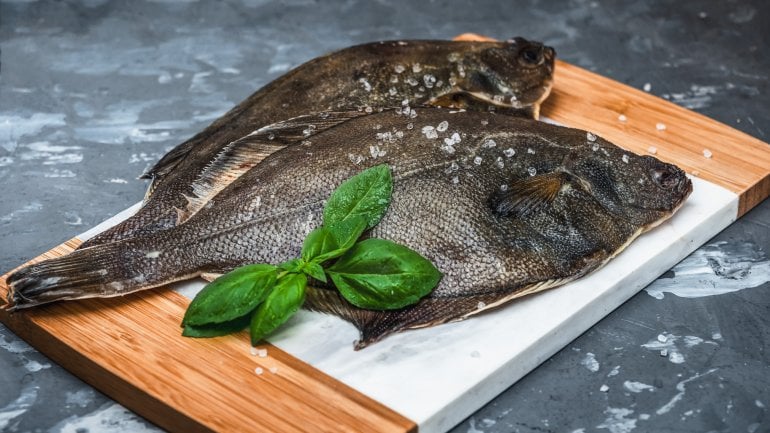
<box><xmin>78</xmin><ymin>176</ymin><xmax>737</xmax><ymax>432</ymax></box>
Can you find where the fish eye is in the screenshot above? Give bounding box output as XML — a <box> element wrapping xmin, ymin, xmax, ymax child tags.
<box><xmin>519</xmin><ymin>46</ymin><xmax>543</xmax><ymax>65</ymax></box>
<box><xmin>650</xmin><ymin>167</ymin><xmax>679</xmax><ymax>190</ymax></box>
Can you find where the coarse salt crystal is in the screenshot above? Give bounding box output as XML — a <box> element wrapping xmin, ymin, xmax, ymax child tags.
<box><xmin>691</xmin><ymin>170</ymin><xmax>700</xmax><ymax>176</ymax></box>
<box><xmin>657</xmin><ymin>334</ymin><xmax>667</xmax><ymax>343</ymax></box>
<box><xmin>527</xmin><ymin>148</ymin><xmax>535</xmax><ymax>154</ymax></box>
<box><xmin>503</xmin><ymin>148</ymin><xmax>515</xmax><ymax>157</ymax></box>
<box><xmin>258</xmin><ymin>348</ymin><xmax>268</xmax><ymax>358</ymax></box>
<box><xmin>622</xmin><ymin>154</ymin><xmax>630</xmax><ymax>163</ymax></box>
<box><xmin>255</xmin><ymin>367</ymin><xmax>264</xmax><ymax>375</ymax></box>
<box><xmin>394</xmin><ymin>64</ymin><xmax>405</xmax><ymax>73</ymax></box>
<box><xmin>618</xmin><ymin>114</ymin><xmax>627</xmax><ymax>122</ymax></box>
<box><xmin>473</xmin><ymin>156</ymin><xmax>483</xmax><ymax>165</ymax></box>
<box><xmin>643</xmin><ymin>83</ymin><xmax>652</xmax><ymax>92</ymax></box>
<box><xmin>656</xmin><ymin>122</ymin><xmax>666</xmax><ymax>131</ymax></box>
<box><xmin>477</xmin><ymin>301</ymin><xmax>486</xmax><ymax>309</ymax></box>
<box><xmin>703</xmin><ymin>149</ymin><xmax>712</xmax><ymax>158</ymax></box>
<box><xmin>269</xmin><ymin>367</ymin><xmax>278</xmax><ymax>374</ymax></box>
<box><xmin>660</xmin><ymin>349</ymin><xmax>668</xmax><ymax>357</ymax></box>
<box><xmin>600</xmin><ymin>384</ymin><xmax>610</xmax><ymax>392</ymax></box>
<box><xmin>527</xmin><ymin>167</ymin><xmax>537</xmax><ymax>176</ymax></box>
<box><xmin>647</xmin><ymin>146</ymin><xmax>657</xmax><ymax>154</ymax></box>
<box><xmin>436</xmin><ymin>120</ymin><xmax>449</xmax><ymax>132</ymax></box>
<box><xmin>586</xmin><ymin>132</ymin><xmax>597</xmax><ymax>142</ymax></box>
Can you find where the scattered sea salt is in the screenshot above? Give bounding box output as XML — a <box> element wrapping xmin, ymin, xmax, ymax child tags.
<box><xmin>503</xmin><ymin>148</ymin><xmax>515</xmax><ymax>157</ymax></box>
<box><xmin>527</xmin><ymin>147</ymin><xmax>535</xmax><ymax>154</ymax></box>
<box><xmin>255</xmin><ymin>367</ymin><xmax>264</xmax><ymax>375</ymax></box>
<box><xmin>703</xmin><ymin>149</ymin><xmax>713</xmax><ymax>158</ymax></box>
<box><xmin>436</xmin><ymin>120</ymin><xmax>449</xmax><ymax>132</ymax></box>
<box><xmin>657</xmin><ymin>334</ymin><xmax>668</xmax><ymax>343</ymax></box>
<box><xmin>394</xmin><ymin>64</ymin><xmax>405</xmax><ymax>73</ymax></box>
<box><xmin>250</xmin><ymin>347</ymin><xmax>259</xmax><ymax>356</ymax></box>
<box><xmin>482</xmin><ymin>139</ymin><xmax>497</xmax><ymax>148</ymax></box>
<box><xmin>269</xmin><ymin>367</ymin><xmax>278</xmax><ymax>374</ymax></box>
<box><xmin>622</xmin><ymin>154</ymin><xmax>630</xmax><ymax>163</ymax></box>
<box><xmin>600</xmin><ymin>384</ymin><xmax>609</xmax><ymax>392</ymax></box>
<box><xmin>422</xmin><ymin>125</ymin><xmax>438</xmax><ymax>139</ymax></box>
<box><xmin>647</xmin><ymin>146</ymin><xmax>658</xmax><ymax>154</ymax></box>
<box><xmin>528</xmin><ymin>167</ymin><xmax>537</xmax><ymax>176</ymax></box>
<box><xmin>480</xmin><ymin>119</ymin><xmax>489</xmax><ymax>126</ymax></box>
<box><xmin>586</xmin><ymin>132</ymin><xmax>597</xmax><ymax>142</ymax></box>
<box><xmin>698</xmin><ymin>11</ymin><xmax>707</xmax><ymax>19</ymax></box>
<box><xmin>660</xmin><ymin>349</ymin><xmax>668</xmax><ymax>357</ymax></box>
<box><xmin>364</xmin><ymin>106</ymin><xmax>373</xmax><ymax>113</ymax></box>
<box><xmin>423</xmin><ymin>74</ymin><xmax>436</xmax><ymax>88</ymax></box>
<box><xmin>257</xmin><ymin>348</ymin><xmax>268</xmax><ymax>358</ymax></box>
<box><xmin>618</xmin><ymin>114</ymin><xmax>627</xmax><ymax>122</ymax></box>
<box><xmin>473</xmin><ymin>156</ymin><xmax>483</xmax><ymax>165</ymax></box>
<box><xmin>412</xmin><ymin>63</ymin><xmax>422</xmax><ymax>73</ymax></box>
<box><xmin>643</xmin><ymin>83</ymin><xmax>652</xmax><ymax>92</ymax></box>
<box><xmin>477</xmin><ymin>301</ymin><xmax>486</xmax><ymax>309</ymax></box>
<box><xmin>406</xmin><ymin>77</ymin><xmax>419</xmax><ymax>87</ymax></box>
<box><xmin>388</xmin><ymin>87</ymin><xmax>397</xmax><ymax>96</ymax></box>
<box><xmin>656</xmin><ymin>122</ymin><xmax>667</xmax><ymax>131</ymax></box>
<box><xmin>406</xmin><ymin>122</ymin><xmax>414</xmax><ymax>130</ymax></box>
<box><xmin>451</xmin><ymin>176</ymin><xmax>459</xmax><ymax>184</ymax></box>
<box><xmin>470</xmin><ymin>350</ymin><xmax>481</xmax><ymax>358</ymax></box>
<box><xmin>496</xmin><ymin>157</ymin><xmax>504</xmax><ymax>168</ymax></box>
<box><xmin>500</xmin><ymin>184</ymin><xmax>508</xmax><ymax>191</ymax></box>
<box><xmin>592</xmin><ymin>143</ymin><xmax>600</xmax><ymax>152</ymax></box>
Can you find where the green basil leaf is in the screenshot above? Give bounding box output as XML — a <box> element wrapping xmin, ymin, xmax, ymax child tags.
<box><xmin>250</xmin><ymin>273</ymin><xmax>307</xmax><ymax>345</ymax></box>
<box><xmin>323</xmin><ymin>164</ymin><xmax>393</xmax><ymax>229</ymax></box>
<box><xmin>327</xmin><ymin>238</ymin><xmax>442</xmax><ymax>310</ymax></box>
<box><xmin>301</xmin><ymin>215</ymin><xmax>367</xmax><ymax>264</ymax></box>
<box><xmin>279</xmin><ymin>258</ymin><xmax>304</xmax><ymax>273</ymax></box>
<box><xmin>302</xmin><ymin>262</ymin><xmax>327</xmax><ymax>283</ymax></box>
<box><xmin>183</xmin><ymin>264</ymin><xmax>277</xmax><ymax>327</ymax></box>
<box><xmin>182</xmin><ymin>314</ymin><xmax>251</xmax><ymax>338</ymax></box>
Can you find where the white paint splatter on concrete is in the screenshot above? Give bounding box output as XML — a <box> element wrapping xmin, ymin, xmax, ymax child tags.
<box><xmin>646</xmin><ymin>241</ymin><xmax>770</xmax><ymax>299</ymax></box>
<box><xmin>0</xmin><ymin>382</ymin><xmax>38</xmax><ymax>430</ymax></box>
<box><xmin>656</xmin><ymin>369</ymin><xmax>718</xmax><ymax>415</ymax></box>
<box><xmin>623</xmin><ymin>381</ymin><xmax>655</xmax><ymax>393</ymax></box>
<box><xmin>581</xmin><ymin>352</ymin><xmax>600</xmax><ymax>372</ymax></box>
<box><xmin>51</xmin><ymin>403</ymin><xmax>159</xmax><ymax>433</ymax></box>
<box><xmin>641</xmin><ymin>332</ymin><xmax>715</xmax><ymax>364</ymax></box>
<box><xmin>105</xmin><ymin>178</ymin><xmax>129</xmax><ymax>184</ymax></box>
<box><xmin>607</xmin><ymin>365</ymin><xmax>620</xmax><ymax>377</ymax></box>
<box><xmin>65</xmin><ymin>389</ymin><xmax>96</xmax><ymax>409</ymax></box>
<box><xmin>0</xmin><ymin>202</ymin><xmax>43</xmax><ymax>222</ymax></box>
<box><xmin>597</xmin><ymin>407</ymin><xmax>636</xmax><ymax>433</ymax></box>
<box><xmin>0</xmin><ymin>113</ymin><xmax>67</xmax><ymax>150</ymax></box>
<box><xmin>466</xmin><ymin>417</ymin><xmax>485</xmax><ymax>433</ymax></box>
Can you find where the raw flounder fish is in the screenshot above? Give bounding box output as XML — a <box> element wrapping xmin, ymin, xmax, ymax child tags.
<box><xmin>79</xmin><ymin>37</ymin><xmax>555</xmax><ymax>249</ymax></box>
<box><xmin>7</xmin><ymin>108</ymin><xmax>691</xmax><ymax>348</ymax></box>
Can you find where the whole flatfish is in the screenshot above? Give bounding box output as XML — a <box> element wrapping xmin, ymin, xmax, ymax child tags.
<box><xmin>79</xmin><ymin>37</ymin><xmax>555</xmax><ymax>249</ymax></box>
<box><xmin>7</xmin><ymin>108</ymin><xmax>691</xmax><ymax>348</ymax></box>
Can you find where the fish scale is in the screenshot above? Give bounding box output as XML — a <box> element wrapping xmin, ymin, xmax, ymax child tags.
<box><xmin>78</xmin><ymin>38</ymin><xmax>555</xmax><ymax>250</ymax></box>
<box><xmin>7</xmin><ymin>108</ymin><xmax>691</xmax><ymax>348</ymax></box>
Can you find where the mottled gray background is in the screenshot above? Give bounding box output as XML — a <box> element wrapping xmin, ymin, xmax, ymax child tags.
<box><xmin>1</xmin><ymin>1</ymin><xmax>768</xmax><ymax>432</ymax></box>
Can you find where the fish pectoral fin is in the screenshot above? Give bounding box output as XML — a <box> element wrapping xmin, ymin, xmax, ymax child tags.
<box><xmin>490</xmin><ymin>172</ymin><xmax>566</xmax><ymax>217</ymax></box>
<box><xmin>179</xmin><ymin>111</ymin><xmax>368</xmax><ymax>225</ymax></box>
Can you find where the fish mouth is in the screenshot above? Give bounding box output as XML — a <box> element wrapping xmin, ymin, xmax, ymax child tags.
<box><xmin>428</xmin><ymin>78</ymin><xmax>553</xmax><ymax>119</ymax></box>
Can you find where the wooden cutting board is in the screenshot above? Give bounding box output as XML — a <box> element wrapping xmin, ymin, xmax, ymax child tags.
<box><xmin>1</xmin><ymin>33</ymin><xmax>769</xmax><ymax>433</ymax></box>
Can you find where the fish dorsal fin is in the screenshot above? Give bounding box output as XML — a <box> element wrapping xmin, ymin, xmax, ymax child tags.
<box><xmin>177</xmin><ymin>111</ymin><xmax>366</xmax><ymax>224</ymax></box>
<box><xmin>490</xmin><ymin>172</ymin><xmax>566</xmax><ymax>217</ymax></box>
<box><xmin>141</xmin><ymin>138</ymin><xmax>196</xmax><ymax>181</ymax></box>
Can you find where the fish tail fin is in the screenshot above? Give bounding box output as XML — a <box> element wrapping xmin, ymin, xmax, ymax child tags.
<box><xmin>7</xmin><ymin>237</ymin><xmax>200</xmax><ymax>310</ymax></box>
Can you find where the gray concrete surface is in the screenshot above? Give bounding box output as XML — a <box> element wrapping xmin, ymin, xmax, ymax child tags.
<box><xmin>1</xmin><ymin>1</ymin><xmax>768</xmax><ymax>432</ymax></box>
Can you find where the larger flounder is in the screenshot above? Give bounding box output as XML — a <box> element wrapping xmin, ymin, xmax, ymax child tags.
<box><xmin>79</xmin><ymin>37</ymin><xmax>555</xmax><ymax>249</ymax></box>
<box><xmin>7</xmin><ymin>108</ymin><xmax>691</xmax><ymax>348</ymax></box>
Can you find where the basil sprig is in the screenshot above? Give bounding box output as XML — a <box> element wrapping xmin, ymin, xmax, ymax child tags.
<box><xmin>181</xmin><ymin>164</ymin><xmax>442</xmax><ymax>345</ymax></box>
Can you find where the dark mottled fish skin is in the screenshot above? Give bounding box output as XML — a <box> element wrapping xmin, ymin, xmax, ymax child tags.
<box><xmin>78</xmin><ymin>37</ymin><xmax>555</xmax><ymax>249</ymax></box>
<box><xmin>7</xmin><ymin>108</ymin><xmax>690</xmax><ymax>348</ymax></box>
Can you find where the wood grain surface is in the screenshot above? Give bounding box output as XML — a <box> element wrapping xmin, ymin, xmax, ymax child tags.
<box><xmin>0</xmin><ymin>240</ymin><xmax>417</xmax><ymax>433</ymax></box>
<box><xmin>1</xmin><ymin>34</ymin><xmax>769</xmax><ymax>433</ymax></box>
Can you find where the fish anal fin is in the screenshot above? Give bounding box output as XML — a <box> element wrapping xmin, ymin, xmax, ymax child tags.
<box><xmin>178</xmin><ymin>111</ymin><xmax>368</xmax><ymax>225</ymax></box>
<box><xmin>427</xmin><ymin>91</ymin><xmax>538</xmax><ymax>119</ymax></box>
<box><xmin>490</xmin><ymin>172</ymin><xmax>567</xmax><ymax>217</ymax></box>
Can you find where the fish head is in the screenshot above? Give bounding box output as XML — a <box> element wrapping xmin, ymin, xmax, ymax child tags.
<box><xmin>566</xmin><ymin>138</ymin><xmax>692</xmax><ymax>229</ymax></box>
<box><xmin>431</xmin><ymin>37</ymin><xmax>555</xmax><ymax>118</ymax></box>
